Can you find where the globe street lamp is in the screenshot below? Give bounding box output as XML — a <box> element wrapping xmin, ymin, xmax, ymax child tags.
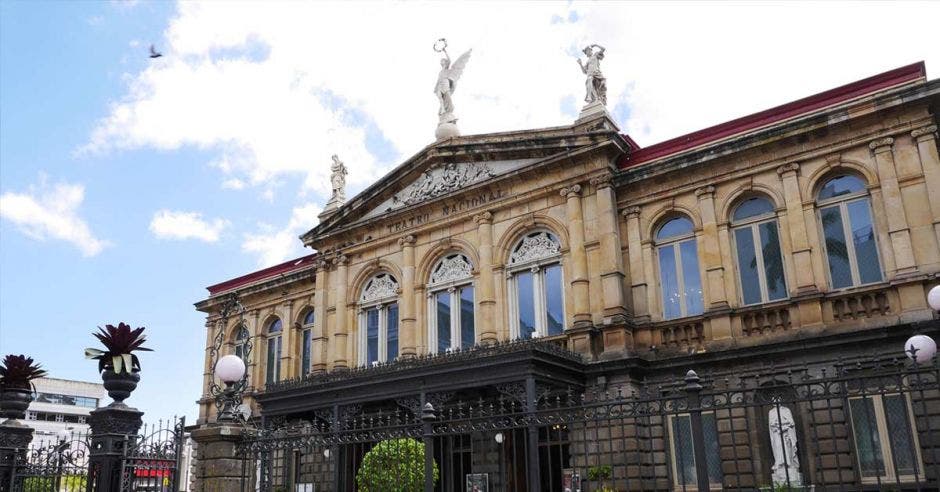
<box><xmin>906</xmin><ymin>285</ymin><xmax>940</xmax><ymax>364</ymax></box>
<box><xmin>928</xmin><ymin>285</ymin><xmax>940</xmax><ymax>312</ymax></box>
<box><xmin>215</xmin><ymin>355</ymin><xmax>247</xmax><ymax>423</ymax></box>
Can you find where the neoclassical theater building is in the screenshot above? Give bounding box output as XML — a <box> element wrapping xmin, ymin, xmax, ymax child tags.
<box><xmin>195</xmin><ymin>61</ymin><xmax>940</xmax><ymax>490</ymax></box>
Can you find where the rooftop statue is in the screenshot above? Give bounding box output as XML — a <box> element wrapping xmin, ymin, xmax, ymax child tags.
<box><xmin>321</xmin><ymin>154</ymin><xmax>348</xmax><ymax>216</ymax></box>
<box><xmin>577</xmin><ymin>44</ymin><xmax>607</xmax><ymax>106</ymax></box>
<box><xmin>433</xmin><ymin>38</ymin><xmax>471</xmax><ymax>139</ymax></box>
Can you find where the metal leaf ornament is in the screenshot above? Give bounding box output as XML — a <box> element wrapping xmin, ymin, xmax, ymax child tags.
<box><xmin>84</xmin><ymin>322</ymin><xmax>153</xmax><ymax>374</ymax></box>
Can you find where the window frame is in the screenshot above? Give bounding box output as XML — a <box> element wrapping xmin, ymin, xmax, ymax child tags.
<box><xmin>730</xmin><ymin>200</ymin><xmax>789</xmax><ymax>306</ymax></box>
<box><xmin>505</xmin><ymin>231</ymin><xmax>566</xmax><ymax>340</ymax></box>
<box><xmin>265</xmin><ymin>319</ymin><xmax>283</xmax><ymax>385</ymax></box>
<box><xmin>233</xmin><ymin>325</ymin><xmax>250</xmax><ymax>361</ymax></box>
<box><xmin>654</xmin><ymin>217</ymin><xmax>704</xmax><ymax>320</ymax></box>
<box><xmin>426</xmin><ymin>253</ymin><xmax>476</xmax><ymax>354</ymax></box>
<box><xmin>815</xmin><ymin>181</ymin><xmax>884</xmax><ymax>290</ymax></box>
<box><xmin>847</xmin><ymin>393</ymin><xmax>925</xmax><ymax>484</ymax></box>
<box><xmin>357</xmin><ymin>273</ymin><xmax>400</xmax><ymax>366</ymax></box>
<box><xmin>666</xmin><ymin>412</ymin><xmax>724</xmax><ymax>490</ymax></box>
<box><xmin>300</xmin><ymin>310</ymin><xmax>314</xmax><ymax>375</ymax></box>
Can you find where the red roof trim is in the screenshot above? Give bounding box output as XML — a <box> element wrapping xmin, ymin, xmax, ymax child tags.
<box><xmin>207</xmin><ymin>253</ymin><xmax>318</xmax><ymax>296</ymax></box>
<box><xmin>621</xmin><ymin>62</ymin><xmax>926</xmax><ymax>167</ymax></box>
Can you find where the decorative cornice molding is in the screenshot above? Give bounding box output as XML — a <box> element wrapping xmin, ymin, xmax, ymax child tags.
<box><xmin>911</xmin><ymin>125</ymin><xmax>938</xmax><ymax>140</ymax></box>
<box><xmin>590</xmin><ymin>173</ymin><xmax>614</xmax><ymax>189</ymax></box>
<box><xmin>473</xmin><ymin>211</ymin><xmax>493</xmax><ymax>225</ymax></box>
<box><xmin>869</xmin><ymin>137</ymin><xmax>895</xmax><ymax>152</ymax></box>
<box><xmin>776</xmin><ymin>162</ymin><xmax>800</xmax><ymax>176</ymax></box>
<box><xmin>559</xmin><ymin>184</ymin><xmax>582</xmax><ymax>198</ymax></box>
<box><xmin>695</xmin><ymin>185</ymin><xmax>715</xmax><ymax>199</ymax></box>
<box><xmin>621</xmin><ymin>206</ymin><xmax>641</xmax><ymax>220</ymax></box>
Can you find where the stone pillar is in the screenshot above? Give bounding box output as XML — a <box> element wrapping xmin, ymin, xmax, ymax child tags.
<box><xmin>870</xmin><ymin>137</ymin><xmax>917</xmax><ymax>276</ymax></box>
<box><xmin>190</xmin><ymin>424</ymin><xmax>248</xmax><ymax>492</ymax></box>
<box><xmin>311</xmin><ymin>260</ymin><xmax>329</xmax><ymax>373</ymax></box>
<box><xmin>591</xmin><ymin>174</ymin><xmax>628</xmax><ymax>322</ymax></box>
<box><xmin>399</xmin><ymin>235</ymin><xmax>418</xmax><ymax>358</ymax></box>
<box><xmin>911</xmin><ymin>125</ymin><xmax>940</xmax><ymax>250</ymax></box>
<box><xmin>561</xmin><ymin>184</ymin><xmax>592</xmax><ymax>327</ymax></box>
<box><xmin>87</xmin><ymin>404</ymin><xmax>144</xmax><ymax>492</ymax></box>
<box><xmin>777</xmin><ymin>163</ymin><xmax>818</xmax><ymax>294</ymax></box>
<box><xmin>277</xmin><ymin>300</ymin><xmax>294</xmax><ymax>377</ymax></box>
<box><xmin>248</xmin><ymin>310</ymin><xmax>262</xmax><ymax>391</ymax></box>
<box><xmin>331</xmin><ymin>254</ymin><xmax>349</xmax><ymax>369</ymax></box>
<box><xmin>474</xmin><ymin>211</ymin><xmax>498</xmax><ymax>344</ymax></box>
<box><xmin>623</xmin><ymin>207</ymin><xmax>649</xmax><ymax>322</ymax></box>
<box><xmin>696</xmin><ymin>186</ymin><xmax>732</xmax><ymax>340</ymax></box>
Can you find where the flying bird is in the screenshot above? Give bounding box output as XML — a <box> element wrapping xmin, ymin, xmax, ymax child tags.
<box><xmin>149</xmin><ymin>44</ymin><xmax>162</xmax><ymax>59</ymax></box>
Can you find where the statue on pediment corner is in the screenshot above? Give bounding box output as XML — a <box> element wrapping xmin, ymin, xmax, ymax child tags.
<box><xmin>434</xmin><ymin>38</ymin><xmax>471</xmax><ymax>140</ymax></box>
<box><xmin>323</xmin><ymin>154</ymin><xmax>347</xmax><ymax>214</ymax></box>
<box><xmin>577</xmin><ymin>44</ymin><xmax>607</xmax><ymax>106</ymax></box>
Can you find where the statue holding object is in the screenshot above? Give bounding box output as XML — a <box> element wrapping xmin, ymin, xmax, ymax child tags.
<box><xmin>577</xmin><ymin>44</ymin><xmax>607</xmax><ymax>106</ymax></box>
<box><xmin>433</xmin><ymin>38</ymin><xmax>472</xmax><ymax>139</ymax></box>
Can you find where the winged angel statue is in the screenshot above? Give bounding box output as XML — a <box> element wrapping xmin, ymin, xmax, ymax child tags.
<box><xmin>434</xmin><ymin>38</ymin><xmax>472</xmax><ymax>124</ymax></box>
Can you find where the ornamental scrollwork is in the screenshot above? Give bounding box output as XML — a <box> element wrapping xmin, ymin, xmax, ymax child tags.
<box><xmin>508</xmin><ymin>232</ymin><xmax>561</xmax><ymax>266</ymax></box>
<box><xmin>360</xmin><ymin>273</ymin><xmax>399</xmax><ymax>303</ymax></box>
<box><xmin>394</xmin><ymin>162</ymin><xmax>495</xmax><ymax>206</ymax></box>
<box><xmin>429</xmin><ymin>254</ymin><xmax>473</xmax><ymax>286</ymax></box>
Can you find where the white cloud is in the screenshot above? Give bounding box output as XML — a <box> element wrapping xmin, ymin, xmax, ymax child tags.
<box><xmin>242</xmin><ymin>202</ymin><xmax>321</xmax><ymax>267</ymax></box>
<box><xmin>0</xmin><ymin>176</ymin><xmax>110</xmax><ymax>257</ymax></box>
<box><xmin>149</xmin><ymin>209</ymin><xmax>229</xmax><ymax>242</ymax></box>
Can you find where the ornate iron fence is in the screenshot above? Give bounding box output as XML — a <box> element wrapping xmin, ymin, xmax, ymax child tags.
<box><xmin>8</xmin><ymin>431</ymin><xmax>90</xmax><ymax>492</ymax></box>
<box><xmin>118</xmin><ymin>418</ymin><xmax>186</xmax><ymax>492</ymax></box>
<box><xmin>238</xmin><ymin>356</ymin><xmax>940</xmax><ymax>492</ymax></box>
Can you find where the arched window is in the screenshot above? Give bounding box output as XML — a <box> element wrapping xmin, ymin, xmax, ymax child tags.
<box><xmin>233</xmin><ymin>326</ymin><xmax>250</xmax><ymax>361</ymax></box>
<box><xmin>300</xmin><ymin>310</ymin><xmax>314</xmax><ymax>375</ymax></box>
<box><xmin>265</xmin><ymin>319</ymin><xmax>283</xmax><ymax>384</ymax></box>
<box><xmin>731</xmin><ymin>197</ymin><xmax>787</xmax><ymax>305</ymax></box>
<box><xmin>358</xmin><ymin>273</ymin><xmax>399</xmax><ymax>366</ymax></box>
<box><xmin>427</xmin><ymin>253</ymin><xmax>475</xmax><ymax>353</ymax></box>
<box><xmin>816</xmin><ymin>174</ymin><xmax>882</xmax><ymax>289</ymax></box>
<box><xmin>507</xmin><ymin>231</ymin><xmax>564</xmax><ymax>339</ymax></box>
<box><xmin>656</xmin><ymin>216</ymin><xmax>703</xmax><ymax>319</ymax></box>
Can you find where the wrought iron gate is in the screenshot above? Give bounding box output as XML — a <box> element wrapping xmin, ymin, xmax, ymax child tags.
<box><xmin>119</xmin><ymin>418</ymin><xmax>186</xmax><ymax>492</ymax></box>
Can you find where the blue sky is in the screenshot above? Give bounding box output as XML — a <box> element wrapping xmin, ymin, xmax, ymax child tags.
<box><xmin>2</xmin><ymin>1</ymin><xmax>938</xmax><ymax>423</ymax></box>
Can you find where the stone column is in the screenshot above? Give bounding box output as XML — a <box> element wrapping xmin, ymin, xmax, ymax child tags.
<box><xmin>474</xmin><ymin>211</ymin><xmax>498</xmax><ymax>344</ymax></box>
<box><xmin>561</xmin><ymin>184</ymin><xmax>592</xmax><ymax>327</ymax></box>
<box><xmin>331</xmin><ymin>254</ymin><xmax>349</xmax><ymax>369</ymax></box>
<box><xmin>870</xmin><ymin>137</ymin><xmax>917</xmax><ymax>276</ymax></box>
<box><xmin>87</xmin><ymin>403</ymin><xmax>144</xmax><ymax>492</ymax></box>
<box><xmin>911</xmin><ymin>125</ymin><xmax>940</xmax><ymax>249</ymax></box>
<box><xmin>311</xmin><ymin>260</ymin><xmax>329</xmax><ymax>373</ymax></box>
<box><xmin>277</xmin><ymin>300</ymin><xmax>294</xmax><ymax>377</ymax></box>
<box><xmin>248</xmin><ymin>310</ymin><xmax>262</xmax><ymax>390</ymax></box>
<box><xmin>777</xmin><ymin>163</ymin><xmax>818</xmax><ymax>293</ymax></box>
<box><xmin>190</xmin><ymin>424</ymin><xmax>247</xmax><ymax>492</ymax></box>
<box><xmin>591</xmin><ymin>174</ymin><xmax>628</xmax><ymax>322</ymax></box>
<box><xmin>696</xmin><ymin>186</ymin><xmax>732</xmax><ymax>340</ymax></box>
<box><xmin>622</xmin><ymin>207</ymin><xmax>649</xmax><ymax>322</ymax></box>
<box><xmin>399</xmin><ymin>235</ymin><xmax>418</xmax><ymax>358</ymax></box>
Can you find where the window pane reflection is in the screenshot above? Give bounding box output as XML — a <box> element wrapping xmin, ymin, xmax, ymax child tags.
<box><xmin>680</xmin><ymin>241</ymin><xmax>704</xmax><ymax>316</ymax></box>
<box><xmin>821</xmin><ymin>205</ymin><xmax>852</xmax><ymax>289</ymax></box>
<box><xmin>301</xmin><ymin>329</ymin><xmax>311</xmax><ymax>374</ymax></box>
<box><xmin>847</xmin><ymin>199</ymin><xmax>882</xmax><ymax>284</ymax></box>
<box><xmin>436</xmin><ymin>292</ymin><xmax>451</xmax><ymax>352</ymax></box>
<box><xmin>884</xmin><ymin>395</ymin><xmax>918</xmax><ymax>476</ymax></box>
<box><xmin>759</xmin><ymin>222</ymin><xmax>787</xmax><ymax>301</ymax></box>
<box><xmin>460</xmin><ymin>286</ymin><xmax>475</xmax><ymax>348</ymax></box>
<box><xmin>386</xmin><ymin>303</ymin><xmax>399</xmax><ymax>361</ymax></box>
<box><xmin>544</xmin><ymin>264</ymin><xmax>564</xmax><ymax>336</ymax></box>
<box><xmin>850</xmin><ymin>398</ymin><xmax>885</xmax><ymax>477</ymax></box>
<box><xmin>366</xmin><ymin>308</ymin><xmax>379</xmax><ymax>364</ymax></box>
<box><xmin>734</xmin><ymin>227</ymin><xmax>762</xmax><ymax>305</ymax></box>
<box><xmin>658</xmin><ymin>245</ymin><xmax>681</xmax><ymax>319</ymax></box>
<box><xmin>517</xmin><ymin>271</ymin><xmax>536</xmax><ymax>339</ymax></box>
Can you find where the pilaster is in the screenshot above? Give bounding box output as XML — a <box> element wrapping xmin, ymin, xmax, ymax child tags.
<box><xmin>311</xmin><ymin>260</ymin><xmax>329</xmax><ymax>373</ymax></box>
<box><xmin>399</xmin><ymin>235</ymin><xmax>418</xmax><ymax>358</ymax></box>
<box><xmin>331</xmin><ymin>254</ymin><xmax>349</xmax><ymax>369</ymax></box>
<box><xmin>911</xmin><ymin>125</ymin><xmax>940</xmax><ymax>251</ymax></box>
<box><xmin>622</xmin><ymin>206</ymin><xmax>650</xmax><ymax>323</ymax></box>
<box><xmin>561</xmin><ymin>184</ymin><xmax>592</xmax><ymax>327</ymax></box>
<box><xmin>696</xmin><ymin>186</ymin><xmax>731</xmax><ymax>340</ymax></box>
<box><xmin>474</xmin><ymin>212</ymin><xmax>498</xmax><ymax>344</ymax></box>
<box><xmin>870</xmin><ymin>137</ymin><xmax>917</xmax><ymax>276</ymax></box>
<box><xmin>777</xmin><ymin>163</ymin><xmax>819</xmax><ymax>294</ymax></box>
<box><xmin>591</xmin><ymin>174</ymin><xmax>628</xmax><ymax>323</ymax></box>
<box><xmin>277</xmin><ymin>299</ymin><xmax>295</xmax><ymax>377</ymax></box>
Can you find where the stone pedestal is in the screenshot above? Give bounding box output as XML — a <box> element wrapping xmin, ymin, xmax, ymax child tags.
<box><xmin>87</xmin><ymin>404</ymin><xmax>144</xmax><ymax>492</ymax></box>
<box><xmin>435</xmin><ymin>121</ymin><xmax>460</xmax><ymax>140</ymax></box>
<box><xmin>0</xmin><ymin>421</ymin><xmax>33</xmax><ymax>492</ymax></box>
<box><xmin>190</xmin><ymin>424</ymin><xmax>248</xmax><ymax>492</ymax></box>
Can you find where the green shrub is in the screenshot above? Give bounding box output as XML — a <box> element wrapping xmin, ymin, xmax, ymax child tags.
<box><xmin>355</xmin><ymin>438</ymin><xmax>439</xmax><ymax>492</ymax></box>
<box><xmin>21</xmin><ymin>474</ymin><xmax>86</xmax><ymax>492</ymax></box>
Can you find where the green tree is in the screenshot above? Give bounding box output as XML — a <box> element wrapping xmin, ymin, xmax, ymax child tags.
<box><xmin>355</xmin><ymin>438</ymin><xmax>439</xmax><ymax>492</ymax></box>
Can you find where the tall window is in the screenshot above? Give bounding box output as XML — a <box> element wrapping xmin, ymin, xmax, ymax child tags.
<box><xmin>358</xmin><ymin>273</ymin><xmax>400</xmax><ymax>366</ymax></box>
<box><xmin>669</xmin><ymin>413</ymin><xmax>723</xmax><ymax>488</ymax></box>
<box><xmin>300</xmin><ymin>310</ymin><xmax>314</xmax><ymax>375</ymax></box>
<box><xmin>507</xmin><ymin>231</ymin><xmax>564</xmax><ymax>339</ymax></box>
<box><xmin>656</xmin><ymin>217</ymin><xmax>704</xmax><ymax>319</ymax></box>
<box><xmin>848</xmin><ymin>394</ymin><xmax>922</xmax><ymax>482</ymax></box>
<box><xmin>427</xmin><ymin>254</ymin><xmax>475</xmax><ymax>353</ymax></box>
<box><xmin>233</xmin><ymin>326</ymin><xmax>249</xmax><ymax>361</ymax></box>
<box><xmin>817</xmin><ymin>174</ymin><xmax>882</xmax><ymax>289</ymax></box>
<box><xmin>265</xmin><ymin>319</ymin><xmax>283</xmax><ymax>385</ymax></box>
<box><xmin>731</xmin><ymin>197</ymin><xmax>788</xmax><ymax>305</ymax></box>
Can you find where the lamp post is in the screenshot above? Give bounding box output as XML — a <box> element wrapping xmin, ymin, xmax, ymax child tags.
<box><xmin>905</xmin><ymin>286</ymin><xmax>940</xmax><ymax>364</ymax></box>
<box><xmin>928</xmin><ymin>285</ymin><xmax>940</xmax><ymax>312</ymax></box>
<box><xmin>215</xmin><ymin>355</ymin><xmax>247</xmax><ymax>423</ymax></box>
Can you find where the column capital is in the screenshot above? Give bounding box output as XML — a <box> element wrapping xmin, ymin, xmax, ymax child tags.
<box><xmin>398</xmin><ymin>234</ymin><xmax>416</xmax><ymax>247</ymax></box>
<box><xmin>473</xmin><ymin>211</ymin><xmax>493</xmax><ymax>225</ymax></box>
<box><xmin>315</xmin><ymin>258</ymin><xmax>330</xmax><ymax>271</ymax></box>
<box><xmin>869</xmin><ymin>137</ymin><xmax>895</xmax><ymax>152</ymax></box>
<box><xmin>560</xmin><ymin>184</ymin><xmax>582</xmax><ymax>198</ymax></box>
<box><xmin>333</xmin><ymin>253</ymin><xmax>349</xmax><ymax>266</ymax></box>
<box><xmin>695</xmin><ymin>185</ymin><xmax>716</xmax><ymax>199</ymax></box>
<box><xmin>621</xmin><ymin>206</ymin><xmax>641</xmax><ymax>220</ymax></box>
<box><xmin>776</xmin><ymin>162</ymin><xmax>800</xmax><ymax>176</ymax></box>
<box><xmin>911</xmin><ymin>124</ymin><xmax>938</xmax><ymax>141</ymax></box>
<box><xmin>590</xmin><ymin>173</ymin><xmax>614</xmax><ymax>189</ymax></box>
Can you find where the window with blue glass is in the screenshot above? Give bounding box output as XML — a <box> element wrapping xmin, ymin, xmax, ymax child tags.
<box><xmin>427</xmin><ymin>253</ymin><xmax>475</xmax><ymax>353</ymax></box>
<box><xmin>731</xmin><ymin>197</ymin><xmax>788</xmax><ymax>305</ymax></box>
<box><xmin>816</xmin><ymin>175</ymin><xmax>882</xmax><ymax>289</ymax></box>
<box><xmin>300</xmin><ymin>310</ymin><xmax>314</xmax><ymax>375</ymax></box>
<box><xmin>265</xmin><ymin>318</ymin><xmax>282</xmax><ymax>385</ymax></box>
<box><xmin>233</xmin><ymin>325</ymin><xmax>250</xmax><ymax>361</ymax></box>
<box><xmin>358</xmin><ymin>273</ymin><xmax>400</xmax><ymax>366</ymax></box>
<box><xmin>655</xmin><ymin>216</ymin><xmax>703</xmax><ymax>319</ymax></box>
<box><xmin>507</xmin><ymin>231</ymin><xmax>565</xmax><ymax>339</ymax></box>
